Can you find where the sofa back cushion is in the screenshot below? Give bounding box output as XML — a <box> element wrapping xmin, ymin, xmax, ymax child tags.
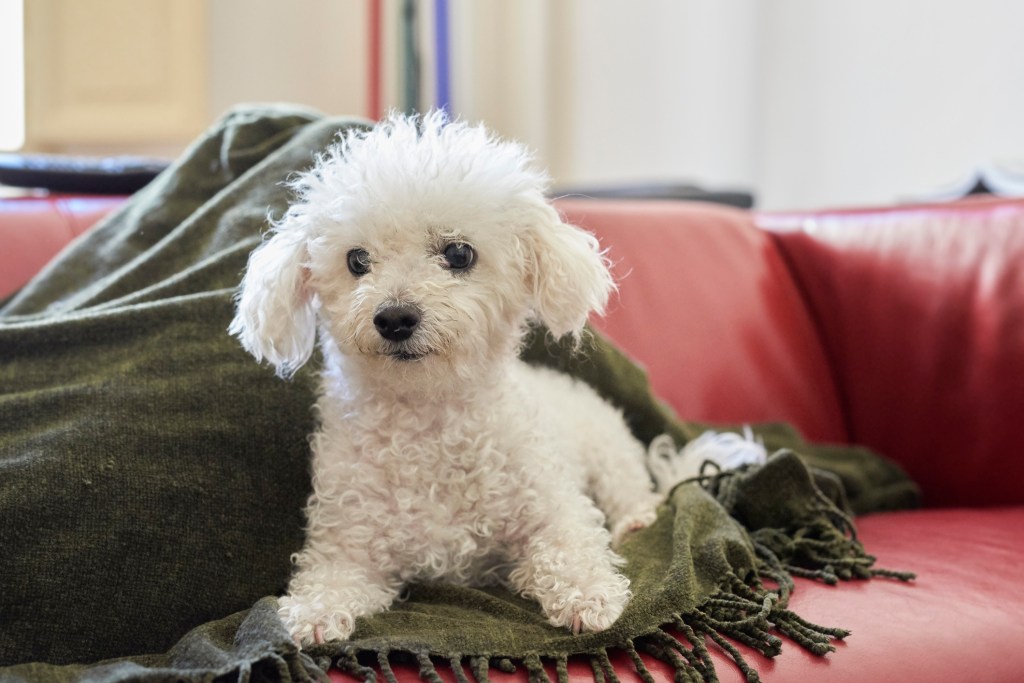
<box><xmin>0</xmin><ymin>196</ymin><xmax>125</xmax><ymax>300</ymax></box>
<box><xmin>761</xmin><ymin>197</ymin><xmax>1024</xmax><ymax>507</ymax></box>
<box><xmin>556</xmin><ymin>198</ymin><xmax>848</xmax><ymax>445</ymax></box>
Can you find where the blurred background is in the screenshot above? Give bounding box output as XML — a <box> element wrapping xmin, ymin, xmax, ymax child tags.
<box><xmin>1</xmin><ymin>0</ymin><xmax>1023</xmax><ymax>210</ymax></box>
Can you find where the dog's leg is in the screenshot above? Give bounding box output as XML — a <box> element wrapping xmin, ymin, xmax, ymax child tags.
<box><xmin>578</xmin><ymin>420</ymin><xmax>663</xmax><ymax>545</ymax></box>
<box><xmin>506</xmin><ymin>496</ymin><xmax>632</xmax><ymax>634</ymax></box>
<box><xmin>541</xmin><ymin>371</ymin><xmax>662</xmax><ymax>545</ymax></box>
<box><xmin>278</xmin><ymin>557</ymin><xmax>400</xmax><ymax>646</ymax></box>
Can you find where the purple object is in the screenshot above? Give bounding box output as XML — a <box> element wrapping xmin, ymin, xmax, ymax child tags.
<box><xmin>434</xmin><ymin>0</ymin><xmax>451</xmax><ymax>112</ymax></box>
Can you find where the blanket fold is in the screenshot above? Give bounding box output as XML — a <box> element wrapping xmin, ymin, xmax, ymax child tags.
<box><xmin>0</xmin><ymin>105</ymin><xmax>917</xmax><ymax>683</ymax></box>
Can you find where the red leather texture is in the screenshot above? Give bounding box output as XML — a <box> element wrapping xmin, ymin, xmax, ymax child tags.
<box><xmin>759</xmin><ymin>197</ymin><xmax>1024</xmax><ymax>508</ymax></box>
<box><xmin>0</xmin><ymin>195</ymin><xmax>124</xmax><ymax>300</ymax></box>
<box><xmin>555</xmin><ymin>199</ymin><xmax>849</xmax><ymax>445</ymax></box>
<box><xmin>711</xmin><ymin>506</ymin><xmax>1024</xmax><ymax>682</ymax></box>
<box><xmin>6</xmin><ymin>194</ymin><xmax>1024</xmax><ymax>682</ymax></box>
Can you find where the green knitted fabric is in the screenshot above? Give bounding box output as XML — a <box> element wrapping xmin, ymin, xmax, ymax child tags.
<box><xmin>0</xmin><ymin>106</ymin><xmax>918</xmax><ymax>683</ymax></box>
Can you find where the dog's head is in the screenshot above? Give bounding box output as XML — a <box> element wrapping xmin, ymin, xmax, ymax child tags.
<box><xmin>229</xmin><ymin>111</ymin><xmax>614</xmax><ymax>386</ymax></box>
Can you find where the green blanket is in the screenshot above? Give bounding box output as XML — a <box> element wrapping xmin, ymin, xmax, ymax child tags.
<box><xmin>0</xmin><ymin>106</ymin><xmax>919</xmax><ymax>683</ymax></box>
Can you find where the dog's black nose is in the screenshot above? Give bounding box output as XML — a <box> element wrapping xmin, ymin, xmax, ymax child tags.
<box><xmin>373</xmin><ymin>304</ymin><xmax>421</xmax><ymax>342</ymax></box>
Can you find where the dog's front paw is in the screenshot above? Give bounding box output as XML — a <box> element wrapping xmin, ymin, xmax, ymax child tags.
<box><xmin>545</xmin><ymin>572</ymin><xmax>632</xmax><ymax>635</ymax></box>
<box><xmin>568</xmin><ymin>595</ymin><xmax>628</xmax><ymax>635</ymax></box>
<box><xmin>278</xmin><ymin>594</ymin><xmax>355</xmax><ymax>647</ymax></box>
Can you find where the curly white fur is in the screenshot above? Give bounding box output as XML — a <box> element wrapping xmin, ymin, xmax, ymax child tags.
<box><xmin>229</xmin><ymin>111</ymin><xmax>662</xmax><ymax>645</ymax></box>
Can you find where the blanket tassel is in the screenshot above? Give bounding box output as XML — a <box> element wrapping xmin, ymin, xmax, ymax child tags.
<box><xmin>635</xmin><ymin>637</ymin><xmax>703</xmax><ymax>683</ymax></box>
<box><xmin>623</xmin><ymin>640</ymin><xmax>656</xmax><ymax>683</ymax></box>
<box><xmin>415</xmin><ymin>652</ymin><xmax>444</xmax><ymax>683</ymax></box>
<box><xmin>468</xmin><ymin>656</ymin><xmax>491</xmax><ymax>683</ymax></box>
<box><xmin>770</xmin><ymin>611</ymin><xmax>844</xmax><ymax>656</ymax></box>
<box><xmin>643</xmin><ymin>625</ymin><xmax>711</xmax><ymax>682</ymax></box>
<box><xmin>376</xmin><ymin>651</ymin><xmax>398</xmax><ymax>683</ymax></box>
<box><xmin>553</xmin><ymin>655</ymin><xmax>570</xmax><ymax>683</ymax></box>
<box><xmin>587</xmin><ymin>648</ymin><xmax>625</xmax><ymax>683</ymax></box>
<box><xmin>641</xmin><ymin>618</ymin><xmax>762</xmax><ymax>683</ymax></box>
<box><xmin>330</xmin><ymin>649</ymin><xmax>377</xmax><ymax>683</ymax></box>
<box><xmin>650</xmin><ymin>570</ymin><xmax>855</xmax><ymax>683</ymax></box>
<box><xmin>523</xmin><ymin>653</ymin><xmax>551</xmax><ymax>683</ymax></box>
<box><xmin>445</xmin><ymin>654</ymin><xmax>471</xmax><ymax>683</ymax></box>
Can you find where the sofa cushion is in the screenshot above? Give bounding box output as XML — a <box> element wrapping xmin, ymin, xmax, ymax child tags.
<box><xmin>556</xmin><ymin>198</ymin><xmax>849</xmax><ymax>445</ymax></box>
<box><xmin>760</xmin><ymin>198</ymin><xmax>1024</xmax><ymax>507</ymax></box>
<box><xmin>0</xmin><ymin>195</ymin><xmax>125</xmax><ymax>300</ymax></box>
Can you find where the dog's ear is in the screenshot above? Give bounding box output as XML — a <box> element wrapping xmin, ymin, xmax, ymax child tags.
<box><xmin>524</xmin><ymin>205</ymin><xmax>616</xmax><ymax>341</ymax></box>
<box><xmin>229</xmin><ymin>215</ymin><xmax>317</xmax><ymax>378</ymax></box>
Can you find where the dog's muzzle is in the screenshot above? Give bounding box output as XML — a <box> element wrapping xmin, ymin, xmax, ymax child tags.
<box><xmin>373</xmin><ymin>303</ymin><xmax>421</xmax><ymax>343</ymax></box>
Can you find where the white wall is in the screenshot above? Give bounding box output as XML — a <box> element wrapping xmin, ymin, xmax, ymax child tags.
<box><xmin>550</xmin><ymin>0</ymin><xmax>763</xmax><ymax>192</ymax></box>
<box><xmin>518</xmin><ymin>0</ymin><xmax>1024</xmax><ymax>210</ymax></box>
<box><xmin>755</xmin><ymin>1</ymin><xmax>1024</xmax><ymax>209</ymax></box>
<box><xmin>207</xmin><ymin>0</ymin><xmax>367</xmax><ymax>123</ymax></box>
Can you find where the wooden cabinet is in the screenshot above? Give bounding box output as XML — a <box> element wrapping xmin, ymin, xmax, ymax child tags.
<box><xmin>23</xmin><ymin>0</ymin><xmax>207</xmax><ymax>150</ymax></box>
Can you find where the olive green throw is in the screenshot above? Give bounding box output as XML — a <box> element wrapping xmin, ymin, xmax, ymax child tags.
<box><xmin>0</xmin><ymin>106</ymin><xmax>918</xmax><ymax>683</ymax></box>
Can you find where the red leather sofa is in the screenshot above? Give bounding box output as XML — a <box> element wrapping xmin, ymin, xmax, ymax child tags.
<box><xmin>3</xmin><ymin>192</ymin><xmax>1023</xmax><ymax>682</ymax></box>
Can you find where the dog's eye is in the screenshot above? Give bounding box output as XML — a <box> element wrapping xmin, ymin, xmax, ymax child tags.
<box><xmin>346</xmin><ymin>248</ymin><xmax>372</xmax><ymax>276</ymax></box>
<box><xmin>442</xmin><ymin>242</ymin><xmax>476</xmax><ymax>271</ymax></box>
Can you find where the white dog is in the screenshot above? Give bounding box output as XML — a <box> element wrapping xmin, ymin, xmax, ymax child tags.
<box><xmin>229</xmin><ymin>112</ymin><xmax>664</xmax><ymax>646</ymax></box>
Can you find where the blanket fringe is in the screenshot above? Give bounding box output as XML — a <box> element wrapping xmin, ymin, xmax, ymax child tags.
<box><xmin>649</xmin><ymin>573</ymin><xmax>855</xmax><ymax>683</ymax></box>
<box><xmin>706</xmin><ymin>455</ymin><xmax>917</xmax><ymax>588</ymax></box>
<box><xmin>748</xmin><ymin>512</ymin><xmax>915</xmax><ymax>586</ymax></box>
<box><xmin>636</xmin><ymin>636</ymin><xmax>705</xmax><ymax>683</ymax></box>
<box><xmin>623</xmin><ymin>641</ymin><xmax>656</xmax><ymax>683</ymax></box>
<box><xmin>590</xmin><ymin>649</ymin><xmax>619</xmax><ymax>683</ymax></box>
<box><xmin>469</xmin><ymin>656</ymin><xmax>491</xmax><ymax>683</ymax></box>
<box><xmin>447</xmin><ymin>654</ymin><xmax>472</xmax><ymax>683</ymax></box>
<box><xmin>553</xmin><ymin>655</ymin><xmax>570</xmax><ymax>683</ymax></box>
<box><xmin>415</xmin><ymin>652</ymin><xmax>444</xmax><ymax>683</ymax></box>
<box><xmin>343</xmin><ymin>594</ymin><xmax>849</xmax><ymax>683</ymax></box>
<box><xmin>332</xmin><ymin>647</ymin><xmax>377</xmax><ymax>683</ymax></box>
<box><xmin>656</xmin><ymin>621</ymin><xmax>715</xmax><ymax>679</ymax></box>
<box><xmin>340</xmin><ymin>562</ymin><xmax>907</xmax><ymax>683</ymax></box>
<box><xmin>524</xmin><ymin>653</ymin><xmax>551</xmax><ymax>683</ymax></box>
<box><xmin>377</xmin><ymin>651</ymin><xmax>397</xmax><ymax>683</ymax></box>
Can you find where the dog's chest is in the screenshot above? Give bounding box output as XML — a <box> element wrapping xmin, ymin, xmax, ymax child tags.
<box><xmin>362</xmin><ymin>416</ymin><xmax>527</xmax><ymax>519</ymax></box>
<box><xmin>330</xmin><ymin>401</ymin><xmax>550</xmax><ymax>580</ymax></box>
